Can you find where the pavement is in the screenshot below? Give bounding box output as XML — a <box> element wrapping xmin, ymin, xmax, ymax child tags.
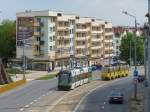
<box><xmin>11</xmin><ymin>70</ymin><xmax>59</xmax><ymax>82</ymax></box>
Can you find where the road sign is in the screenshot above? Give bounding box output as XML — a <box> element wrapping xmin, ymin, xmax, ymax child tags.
<box><xmin>133</xmin><ymin>69</ymin><xmax>138</xmax><ymax>77</ymax></box>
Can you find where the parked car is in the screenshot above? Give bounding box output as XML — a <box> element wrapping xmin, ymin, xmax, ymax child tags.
<box><xmin>91</xmin><ymin>65</ymin><xmax>97</xmax><ymax>71</ymax></box>
<box><xmin>137</xmin><ymin>75</ymin><xmax>145</xmax><ymax>83</ymax></box>
<box><xmin>91</xmin><ymin>64</ymin><xmax>102</xmax><ymax>71</ymax></box>
<box><xmin>109</xmin><ymin>90</ymin><xmax>124</xmax><ymax>104</ymax></box>
<box><xmin>10</xmin><ymin>64</ymin><xmax>22</xmax><ymax>70</ymax></box>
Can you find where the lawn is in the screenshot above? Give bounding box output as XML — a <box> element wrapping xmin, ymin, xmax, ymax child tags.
<box><xmin>36</xmin><ymin>73</ymin><xmax>58</xmax><ymax>80</ymax></box>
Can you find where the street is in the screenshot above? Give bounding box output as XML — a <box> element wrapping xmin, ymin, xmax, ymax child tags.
<box><xmin>0</xmin><ymin>78</ymin><xmax>58</xmax><ymax>112</ymax></box>
<box><xmin>76</xmin><ymin>76</ymin><xmax>133</xmax><ymax>112</ymax></box>
<box><xmin>0</xmin><ymin>71</ymin><xmax>100</xmax><ymax>112</ymax></box>
<box><xmin>0</xmin><ymin>70</ymin><xmax>134</xmax><ymax>112</ymax></box>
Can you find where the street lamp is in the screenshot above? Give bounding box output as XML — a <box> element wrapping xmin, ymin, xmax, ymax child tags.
<box><xmin>122</xmin><ymin>11</ymin><xmax>138</xmax><ymax>99</ymax></box>
<box><xmin>20</xmin><ymin>27</ymin><xmax>27</xmax><ymax>80</ymax></box>
<box><xmin>122</xmin><ymin>11</ymin><xmax>137</xmax><ymax>68</ymax></box>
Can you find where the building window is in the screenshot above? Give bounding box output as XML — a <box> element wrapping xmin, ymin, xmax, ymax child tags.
<box><xmin>37</xmin><ymin>18</ymin><xmax>41</xmax><ymax>22</ymax></box>
<box><xmin>49</xmin><ymin>46</ymin><xmax>53</xmax><ymax>51</ymax></box>
<box><xmin>49</xmin><ymin>37</ymin><xmax>53</xmax><ymax>42</ymax></box>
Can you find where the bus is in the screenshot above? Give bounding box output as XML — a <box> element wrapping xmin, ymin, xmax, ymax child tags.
<box><xmin>58</xmin><ymin>67</ymin><xmax>92</xmax><ymax>90</ymax></box>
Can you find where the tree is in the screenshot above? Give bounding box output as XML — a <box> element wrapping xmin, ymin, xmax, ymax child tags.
<box><xmin>119</xmin><ymin>33</ymin><xmax>144</xmax><ymax>65</ymax></box>
<box><xmin>0</xmin><ymin>20</ymin><xmax>16</xmax><ymax>63</ymax></box>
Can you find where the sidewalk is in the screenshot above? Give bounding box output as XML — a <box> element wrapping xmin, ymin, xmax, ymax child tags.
<box><xmin>11</xmin><ymin>70</ymin><xmax>59</xmax><ymax>82</ymax></box>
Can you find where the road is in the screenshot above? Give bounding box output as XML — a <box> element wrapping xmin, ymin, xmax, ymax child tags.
<box><xmin>0</xmin><ymin>70</ymin><xmax>100</xmax><ymax>112</ymax></box>
<box><xmin>0</xmin><ymin>78</ymin><xmax>58</xmax><ymax>112</ymax></box>
<box><xmin>76</xmin><ymin>76</ymin><xmax>133</xmax><ymax>112</ymax></box>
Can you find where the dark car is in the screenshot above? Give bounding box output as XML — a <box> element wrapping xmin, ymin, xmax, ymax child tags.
<box><xmin>137</xmin><ymin>75</ymin><xmax>145</xmax><ymax>83</ymax></box>
<box><xmin>95</xmin><ymin>64</ymin><xmax>102</xmax><ymax>70</ymax></box>
<box><xmin>109</xmin><ymin>90</ymin><xmax>124</xmax><ymax>104</ymax></box>
<box><xmin>91</xmin><ymin>64</ymin><xmax>102</xmax><ymax>71</ymax></box>
<box><xmin>91</xmin><ymin>65</ymin><xmax>97</xmax><ymax>71</ymax></box>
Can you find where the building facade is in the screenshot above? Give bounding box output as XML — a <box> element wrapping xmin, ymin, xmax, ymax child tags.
<box><xmin>16</xmin><ymin>10</ymin><xmax>113</xmax><ymax>70</ymax></box>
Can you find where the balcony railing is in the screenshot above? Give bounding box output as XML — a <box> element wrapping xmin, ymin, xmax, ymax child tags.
<box><xmin>34</xmin><ymin>22</ymin><xmax>44</xmax><ymax>27</ymax></box>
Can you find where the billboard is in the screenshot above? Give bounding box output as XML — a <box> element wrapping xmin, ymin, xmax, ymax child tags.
<box><xmin>17</xmin><ymin>17</ymin><xmax>34</xmax><ymax>47</ymax></box>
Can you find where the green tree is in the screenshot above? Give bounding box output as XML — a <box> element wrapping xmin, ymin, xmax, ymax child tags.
<box><xmin>0</xmin><ymin>20</ymin><xmax>16</xmax><ymax>63</ymax></box>
<box><xmin>120</xmin><ymin>33</ymin><xmax>144</xmax><ymax>65</ymax></box>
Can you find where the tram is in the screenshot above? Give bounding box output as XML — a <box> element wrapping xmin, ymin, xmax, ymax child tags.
<box><xmin>101</xmin><ymin>65</ymin><xmax>129</xmax><ymax>81</ymax></box>
<box><xmin>58</xmin><ymin>67</ymin><xmax>92</xmax><ymax>90</ymax></box>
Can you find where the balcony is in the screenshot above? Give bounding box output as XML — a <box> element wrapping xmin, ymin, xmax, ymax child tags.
<box><xmin>105</xmin><ymin>32</ymin><xmax>113</xmax><ymax>36</ymax></box>
<box><xmin>76</xmin><ymin>45</ymin><xmax>86</xmax><ymax>49</ymax></box>
<box><xmin>91</xmin><ymin>38</ymin><xmax>102</xmax><ymax>42</ymax></box>
<box><xmin>104</xmin><ymin>53</ymin><xmax>113</xmax><ymax>58</ymax></box>
<box><xmin>92</xmin><ymin>30</ymin><xmax>103</xmax><ymax>34</ymax></box>
<box><xmin>49</xmin><ymin>22</ymin><xmax>55</xmax><ymax>27</ymax></box>
<box><xmin>91</xmin><ymin>46</ymin><xmax>102</xmax><ymax>50</ymax></box>
<box><xmin>33</xmin><ymin>51</ymin><xmax>39</xmax><ymax>56</ymax></box>
<box><xmin>57</xmin><ymin>36</ymin><xmax>70</xmax><ymax>40</ymax></box>
<box><xmin>105</xmin><ymin>46</ymin><xmax>113</xmax><ymax>50</ymax></box>
<box><xmin>34</xmin><ymin>22</ymin><xmax>44</xmax><ymax>27</ymax></box>
<box><xmin>76</xmin><ymin>37</ymin><xmax>86</xmax><ymax>41</ymax></box>
<box><xmin>34</xmin><ymin>32</ymin><xmax>40</xmax><ymax>36</ymax></box>
<box><xmin>55</xmin><ymin>53</ymin><xmax>70</xmax><ymax>59</ymax></box>
<box><xmin>104</xmin><ymin>39</ymin><xmax>113</xmax><ymax>43</ymax></box>
<box><xmin>34</xmin><ymin>41</ymin><xmax>40</xmax><ymax>46</ymax></box>
<box><xmin>76</xmin><ymin>28</ymin><xmax>90</xmax><ymax>32</ymax></box>
<box><xmin>91</xmin><ymin>54</ymin><xmax>101</xmax><ymax>58</ymax></box>
<box><xmin>33</xmin><ymin>40</ymin><xmax>44</xmax><ymax>46</ymax></box>
<box><xmin>75</xmin><ymin>54</ymin><xmax>85</xmax><ymax>58</ymax></box>
<box><xmin>57</xmin><ymin>26</ymin><xmax>69</xmax><ymax>31</ymax></box>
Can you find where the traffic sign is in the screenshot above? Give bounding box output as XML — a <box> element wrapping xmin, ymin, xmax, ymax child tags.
<box><xmin>133</xmin><ymin>69</ymin><xmax>138</xmax><ymax>77</ymax></box>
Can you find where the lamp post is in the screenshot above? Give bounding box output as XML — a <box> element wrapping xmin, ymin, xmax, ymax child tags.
<box><xmin>60</xmin><ymin>36</ymin><xmax>64</xmax><ymax>70</ymax></box>
<box><xmin>123</xmin><ymin>11</ymin><xmax>138</xmax><ymax>99</ymax></box>
<box><xmin>122</xmin><ymin>11</ymin><xmax>137</xmax><ymax>68</ymax></box>
<box><xmin>20</xmin><ymin>27</ymin><xmax>26</xmax><ymax>80</ymax></box>
<box><xmin>129</xmin><ymin>40</ymin><xmax>132</xmax><ymax>67</ymax></box>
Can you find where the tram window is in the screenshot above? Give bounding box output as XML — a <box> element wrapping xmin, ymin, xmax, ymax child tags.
<box><xmin>59</xmin><ymin>73</ymin><xmax>69</xmax><ymax>82</ymax></box>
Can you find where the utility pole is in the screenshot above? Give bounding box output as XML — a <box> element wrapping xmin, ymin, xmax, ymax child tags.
<box><xmin>130</xmin><ymin>40</ymin><xmax>132</xmax><ymax>67</ymax></box>
<box><xmin>61</xmin><ymin>37</ymin><xmax>64</xmax><ymax>70</ymax></box>
<box><xmin>22</xmin><ymin>27</ymin><xmax>26</xmax><ymax>80</ymax></box>
<box><xmin>122</xmin><ymin>11</ymin><xmax>138</xmax><ymax>99</ymax></box>
<box><xmin>147</xmin><ymin>0</ymin><xmax>150</xmax><ymax>86</ymax></box>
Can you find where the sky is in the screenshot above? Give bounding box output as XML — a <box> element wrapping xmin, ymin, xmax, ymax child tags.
<box><xmin>0</xmin><ymin>0</ymin><xmax>148</xmax><ymax>26</ymax></box>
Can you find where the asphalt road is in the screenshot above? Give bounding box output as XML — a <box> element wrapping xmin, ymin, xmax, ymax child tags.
<box><xmin>0</xmin><ymin>70</ymin><xmax>100</xmax><ymax>112</ymax></box>
<box><xmin>76</xmin><ymin>76</ymin><xmax>133</xmax><ymax>112</ymax></box>
<box><xmin>0</xmin><ymin>78</ymin><xmax>57</xmax><ymax>112</ymax></box>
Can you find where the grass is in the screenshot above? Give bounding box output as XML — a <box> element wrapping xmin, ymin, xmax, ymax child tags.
<box><xmin>37</xmin><ymin>73</ymin><xmax>58</xmax><ymax>80</ymax></box>
<box><xmin>6</xmin><ymin>68</ymin><xmax>29</xmax><ymax>75</ymax></box>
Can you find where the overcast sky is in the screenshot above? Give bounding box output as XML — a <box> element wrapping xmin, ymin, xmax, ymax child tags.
<box><xmin>0</xmin><ymin>0</ymin><xmax>148</xmax><ymax>26</ymax></box>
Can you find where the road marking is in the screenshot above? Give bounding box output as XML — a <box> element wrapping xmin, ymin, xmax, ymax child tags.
<box><xmin>29</xmin><ymin>110</ymin><xmax>39</xmax><ymax>112</ymax></box>
<box><xmin>69</xmin><ymin>91</ymin><xmax>83</xmax><ymax>98</ymax></box>
<box><xmin>20</xmin><ymin>108</ymin><xmax>24</xmax><ymax>111</ymax></box>
<box><xmin>34</xmin><ymin>99</ymin><xmax>38</xmax><ymax>102</ymax></box>
<box><xmin>38</xmin><ymin>97</ymin><xmax>41</xmax><ymax>100</ymax></box>
<box><xmin>25</xmin><ymin>104</ymin><xmax>29</xmax><ymax>108</ymax></box>
<box><xmin>73</xmin><ymin>83</ymin><xmax>108</xmax><ymax>112</ymax></box>
<box><xmin>30</xmin><ymin>102</ymin><xmax>34</xmax><ymax>105</ymax></box>
<box><xmin>104</xmin><ymin>102</ymin><xmax>106</xmax><ymax>104</ymax></box>
<box><xmin>73</xmin><ymin>77</ymin><xmax>128</xmax><ymax>112</ymax></box>
<box><xmin>101</xmin><ymin>106</ymin><xmax>105</xmax><ymax>109</ymax></box>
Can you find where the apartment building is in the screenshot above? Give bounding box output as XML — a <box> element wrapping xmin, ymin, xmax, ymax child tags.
<box><xmin>16</xmin><ymin>10</ymin><xmax>113</xmax><ymax>70</ymax></box>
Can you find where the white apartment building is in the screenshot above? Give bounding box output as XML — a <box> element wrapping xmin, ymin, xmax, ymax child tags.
<box><xmin>16</xmin><ymin>10</ymin><xmax>113</xmax><ymax>70</ymax></box>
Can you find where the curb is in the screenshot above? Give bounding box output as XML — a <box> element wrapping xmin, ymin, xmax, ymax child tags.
<box><xmin>0</xmin><ymin>79</ymin><xmax>26</xmax><ymax>94</ymax></box>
